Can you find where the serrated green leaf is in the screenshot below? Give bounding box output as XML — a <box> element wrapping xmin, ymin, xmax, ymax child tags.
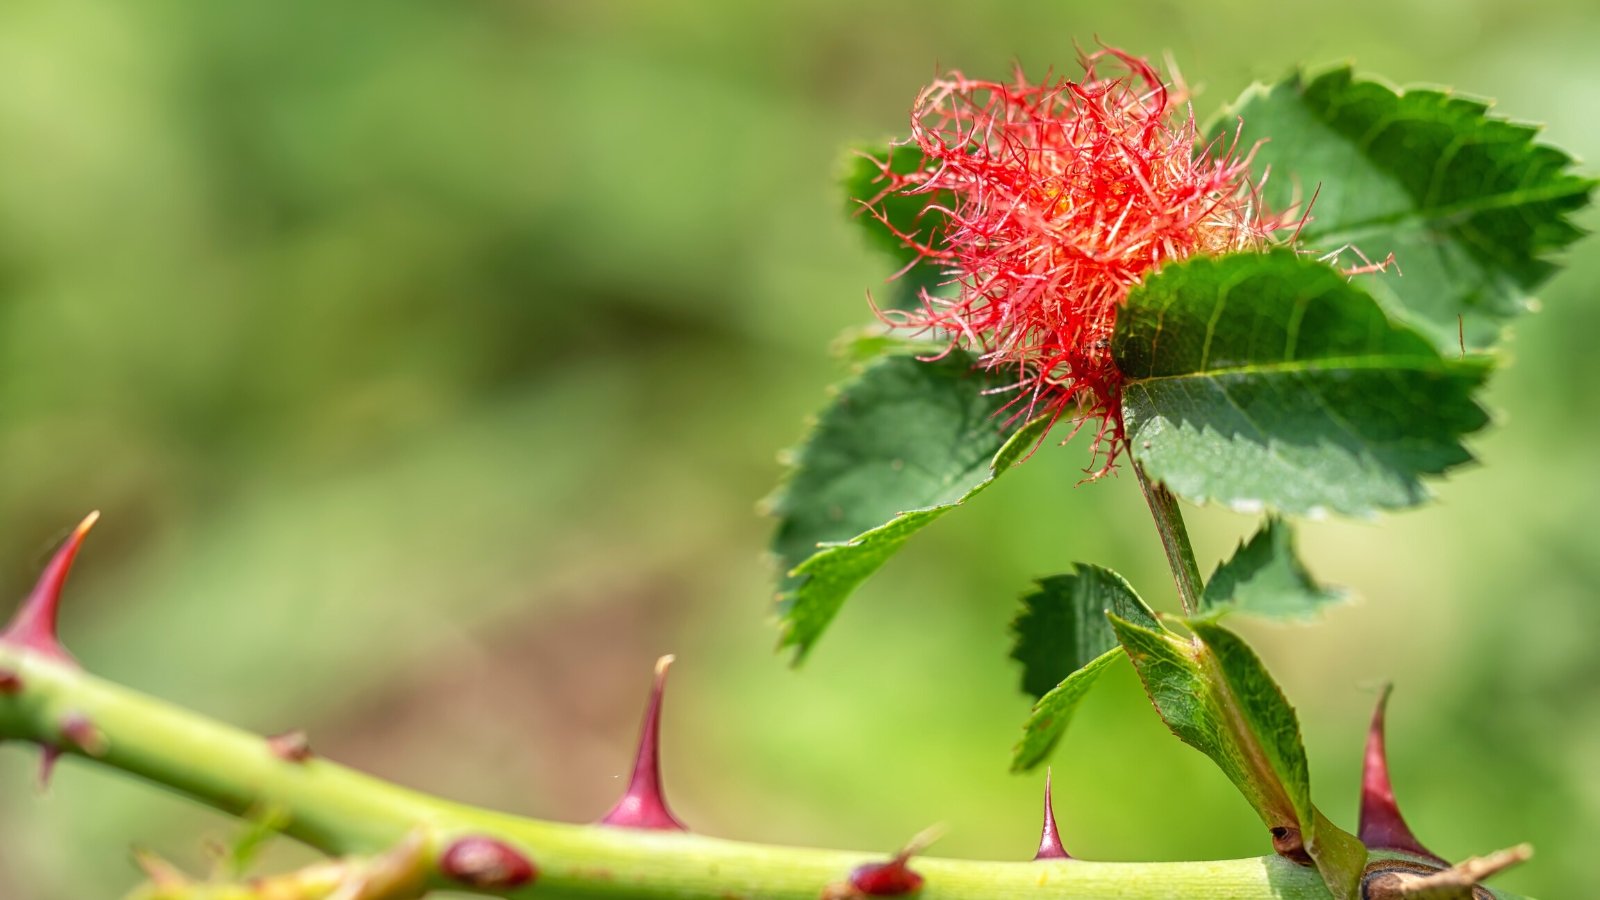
<box><xmin>1199</xmin><ymin>516</ymin><xmax>1344</xmax><ymax>621</ymax></box>
<box><xmin>829</xmin><ymin>328</ymin><xmax>947</xmax><ymax>365</ymax></box>
<box><xmin>1111</xmin><ymin>615</ymin><xmax>1365</xmax><ymax>898</ymax></box>
<box><xmin>1011</xmin><ymin>564</ymin><xmax>1157</xmax><ymax>699</ymax></box>
<box><xmin>1008</xmin><ymin>565</ymin><xmax>1159</xmax><ymax>772</ymax></box>
<box><xmin>841</xmin><ymin>142</ymin><xmax>947</xmax><ymax>309</ymax></box>
<box><xmin>1114</xmin><ymin>250</ymin><xmax>1492</xmax><ymax>517</ymax></box>
<box><xmin>768</xmin><ymin>351</ymin><xmax>1042</xmax><ymax>662</ymax></box>
<box><xmin>1011</xmin><ymin>650</ymin><xmax>1123</xmax><ymax>774</ymax></box>
<box><xmin>1218</xmin><ymin>66</ymin><xmax>1596</xmax><ymax>352</ymax></box>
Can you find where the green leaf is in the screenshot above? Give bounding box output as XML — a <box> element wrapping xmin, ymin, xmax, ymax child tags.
<box><xmin>1110</xmin><ymin>615</ymin><xmax>1366</xmax><ymax>898</ymax></box>
<box><xmin>841</xmin><ymin>142</ymin><xmax>947</xmax><ymax>309</ymax></box>
<box><xmin>1114</xmin><ymin>250</ymin><xmax>1492</xmax><ymax>517</ymax></box>
<box><xmin>767</xmin><ymin>351</ymin><xmax>1043</xmax><ymax>662</ymax></box>
<box><xmin>1011</xmin><ymin>564</ymin><xmax>1158</xmax><ymax>698</ymax></box>
<box><xmin>1011</xmin><ymin>651</ymin><xmax>1123</xmax><ymax>774</ymax></box>
<box><xmin>1218</xmin><ymin>66</ymin><xmax>1596</xmax><ymax>353</ymax></box>
<box><xmin>829</xmin><ymin>328</ymin><xmax>946</xmax><ymax>365</ymax></box>
<box><xmin>1008</xmin><ymin>564</ymin><xmax>1158</xmax><ymax>772</ymax></box>
<box><xmin>1199</xmin><ymin>516</ymin><xmax>1344</xmax><ymax>621</ymax></box>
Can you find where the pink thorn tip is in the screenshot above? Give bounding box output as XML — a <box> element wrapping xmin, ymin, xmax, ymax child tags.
<box><xmin>600</xmin><ymin>654</ymin><xmax>687</xmax><ymax>831</ymax></box>
<box><xmin>1359</xmin><ymin>685</ymin><xmax>1444</xmax><ymax>864</ymax></box>
<box><xmin>1034</xmin><ymin>768</ymin><xmax>1071</xmax><ymax>861</ymax></box>
<box><xmin>38</xmin><ymin>745</ymin><xmax>61</xmax><ymax>788</ymax></box>
<box><xmin>1</xmin><ymin>512</ymin><xmax>101</xmax><ymax>665</ymax></box>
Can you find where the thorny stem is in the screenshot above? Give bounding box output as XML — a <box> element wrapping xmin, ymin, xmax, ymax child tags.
<box><xmin>1133</xmin><ymin>459</ymin><xmax>1205</xmax><ymax>615</ymax></box>
<box><xmin>0</xmin><ymin>641</ymin><xmax>1432</xmax><ymax>900</ymax></box>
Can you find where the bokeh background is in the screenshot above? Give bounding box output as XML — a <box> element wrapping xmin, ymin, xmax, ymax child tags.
<box><xmin>1</xmin><ymin>1</ymin><xmax>1596</xmax><ymax>897</ymax></box>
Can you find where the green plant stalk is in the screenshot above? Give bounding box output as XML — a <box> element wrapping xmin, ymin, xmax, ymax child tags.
<box><xmin>0</xmin><ymin>644</ymin><xmax>1357</xmax><ymax>900</ymax></box>
<box><xmin>1133</xmin><ymin>459</ymin><xmax>1205</xmax><ymax>615</ymax></box>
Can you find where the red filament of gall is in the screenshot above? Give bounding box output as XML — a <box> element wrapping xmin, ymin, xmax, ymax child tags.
<box><xmin>864</xmin><ymin>49</ymin><xmax>1286</xmax><ymax>468</ymax></box>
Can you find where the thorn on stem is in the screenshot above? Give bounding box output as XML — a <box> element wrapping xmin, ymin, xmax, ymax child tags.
<box><xmin>60</xmin><ymin>711</ymin><xmax>107</xmax><ymax>756</ymax></box>
<box><xmin>38</xmin><ymin>712</ymin><xmax>107</xmax><ymax>788</ymax></box>
<box><xmin>827</xmin><ymin>826</ymin><xmax>939</xmax><ymax>898</ymax></box>
<box><xmin>1033</xmin><ymin>768</ymin><xmax>1070</xmax><ymax>861</ymax></box>
<box><xmin>439</xmin><ymin>836</ymin><xmax>537</xmax><ymax>890</ymax></box>
<box><xmin>38</xmin><ymin>745</ymin><xmax>61</xmax><ymax>788</ymax></box>
<box><xmin>846</xmin><ymin>856</ymin><xmax>925</xmax><ymax>897</ymax></box>
<box><xmin>1359</xmin><ymin>686</ymin><xmax>1444</xmax><ymax>864</ymax></box>
<box><xmin>132</xmin><ymin>849</ymin><xmax>190</xmax><ymax>888</ymax></box>
<box><xmin>267</xmin><ymin>729</ymin><xmax>315</xmax><ymax>763</ymax></box>
<box><xmin>600</xmin><ymin>654</ymin><xmax>687</xmax><ymax>831</ymax></box>
<box><xmin>1</xmin><ymin>512</ymin><xmax>100</xmax><ymax>665</ymax></box>
<box><xmin>1363</xmin><ymin>844</ymin><xmax>1532</xmax><ymax>899</ymax></box>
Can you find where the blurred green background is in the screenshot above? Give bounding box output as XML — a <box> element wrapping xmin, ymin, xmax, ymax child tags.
<box><xmin>1</xmin><ymin>1</ymin><xmax>1595</xmax><ymax>897</ymax></box>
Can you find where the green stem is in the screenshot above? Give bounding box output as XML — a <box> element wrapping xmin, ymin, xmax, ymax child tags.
<box><xmin>0</xmin><ymin>644</ymin><xmax>1343</xmax><ymax>900</ymax></box>
<box><xmin>1133</xmin><ymin>460</ymin><xmax>1205</xmax><ymax>616</ymax></box>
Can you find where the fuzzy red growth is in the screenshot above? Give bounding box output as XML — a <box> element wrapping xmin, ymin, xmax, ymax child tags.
<box><xmin>439</xmin><ymin>836</ymin><xmax>537</xmax><ymax>889</ymax></box>
<box><xmin>1359</xmin><ymin>686</ymin><xmax>1445</xmax><ymax>864</ymax></box>
<box><xmin>865</xmin><ymin>50</ymin><xmax>1283</xmax><ymax>468</ymax></box>
<box><xmin>1</xmin><ymin>512</ymin><xmax>100</xmax><ymax>665</ymax></box>
<box><xmin>600</xmin><ymin>655</ymin><xmax>687</xmax><ymax>831</ymax></box>
<box><xmin>1034</xmin><ymin>769</ymin><xmax>1071</xmax><ymax>861</ymax></box>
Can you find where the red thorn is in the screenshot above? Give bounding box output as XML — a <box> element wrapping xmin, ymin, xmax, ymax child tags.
<box><xmin>1359</xmin><ymin>686</ymin><xmax>1444</xmax><ymax>864</ymax></box>
<box><xmin>60</xmin><ymin>711</ymin><xmax>107</xmax><ymax>757</ymax></box>
<box><xmin>0</xmin><ymin>669</ymin><xmax>21</xmax><ymax>694</ymax></box>
<box><xmin>38</xmin><ymin>745</ymin><xmax>61</xmax><ymax>788</ymax></box>
<box><xmin>1</xmin><ymin>512</ymin><xmax>100</xmax><ymax>665</ymax></box>
<box><xmin>1034</xmin><ymin>768</ymin><xmax>1071</xmax><ymax>861</ymax></box>
<box><xmin>267</xmin><ymin>730</ymin><xmax>315</xmax><ymax>763</ymax></box>
<box><xmin>850</xmin><ymin>853</ymin><xmax>925</xmax><ymax>896</ymax></box>
<box><xmin>600</xmin><ymin>655</ymin><xmax>687</xmax><ymax>831</ymax></box>
<box><xmin>846</xmin><ymin>827</ymin><xmax>938</xmax><ymax>897</ymax></box>
<box><xmin>38</xmin><ymin>712</ymin><xmax>108</xmax><ymax>787</ymax></box>
<box><xmin>439</xmin><ymin>836</ymin><xmax>537</xmax><ymax>889</ymax></box>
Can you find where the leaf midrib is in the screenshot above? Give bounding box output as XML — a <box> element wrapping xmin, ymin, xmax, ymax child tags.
<box><xmin>1300</xmin><ymin>178</ymin><xmax>1592</xmax><ymax>246</ymax></box>
<box><xmin>1123</xmin><ymin>353</ymin><xmax>1459</xmax><ymax>385</ymax></box>
<box><xmin>1193</xmin><ymin>637</ymin><xmax>1301</xmax><ymax>828</ymax></box>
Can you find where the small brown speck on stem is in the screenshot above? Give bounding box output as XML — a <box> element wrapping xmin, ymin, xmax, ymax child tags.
<box><xmin>267</xmin><ymin>729</ymin><xmax>315</xmax><ymax>763</ymax></box>
<box><xmin>60</xmin><ymin>711</ymin><xmax>106</xmax><ymax>756</ymax></box>
<box><xmin>1270</xmin><ymin>826</ymin><xmax>1312</xmax><ymax>866</ymax></box>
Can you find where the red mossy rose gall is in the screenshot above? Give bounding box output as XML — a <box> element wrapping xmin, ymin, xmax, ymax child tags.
<box><xmin>863</xmin><ymin>48</ymin><xmax>1289</xmax><ymax>468</ymax></box>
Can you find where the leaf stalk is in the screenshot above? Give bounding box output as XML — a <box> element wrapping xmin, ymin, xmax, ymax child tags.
<box><xmin>1133</xmin><ymin>459</ymin><xmax>1205</xmax><ymax>615</ymax></box>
